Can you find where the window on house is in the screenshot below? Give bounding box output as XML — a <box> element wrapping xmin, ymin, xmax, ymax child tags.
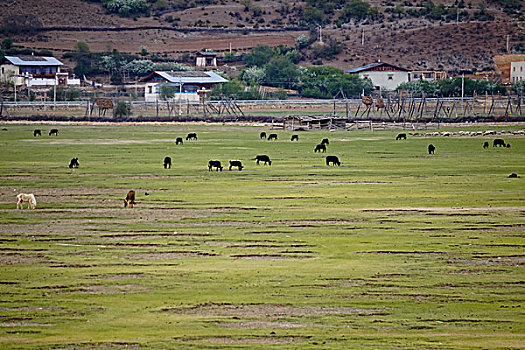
<box><xmin>513</xmin><ymin>67</ymin><xmax>516</xmax><ymax>71</ymax></box>
<box><xmin>148</xmin><ymin>86</ymin><xmax>152</xmax><ymax>94</ymax></box>
<box><xmin>388</xmin><ymin>75</ymin><xmax>393</xmax><ymax>80</ymax></box>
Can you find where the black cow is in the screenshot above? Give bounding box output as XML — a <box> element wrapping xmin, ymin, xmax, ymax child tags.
<box><xmin>208</xmin><ymin>160</ymin><xmax>223</xmax><ymax>171</ymax></box>
<box><xmin>291</xmin><ymin>135</ymin><xmax>299</xmax><ymax>141</ymax></box>
<box><xmin>49</xmin><ymin>129</ymin><xmax>58</xmax><ymax>136</ymax></box>
<box><xmin>506</xmin><ymin>143</ymin><xmax>511</xmax><ymax>148</ymax></box>
<box><xmin>254</xmin><ymin>155</ymin><xmax>272</xmax><ymax>165</ymax></box>
<box><xmin>175</xmin><ymin>137</ymin><xmax>183</xmax><ymax>145</ymax></box>
<box><xmin>321</xmin><ymin>138</ymin><xmax>329</xmax><ymax>145</ymax></box>
<box><xmin>483</xmin><ymin>141</ymin><xmax>489</xmax><ymax>149</ymax></box>
<box><xmin>260</xmin><ymin>132</ymin><xmax>267</xmax><ymax>139</ymax></box>
<box><xmin>229</xmin><ymin>160</ymin><xmax>244</xmax><ymax>171</ymax></box>
<box><xmin>33</xmin><ymin>129</ymin><xmax>41</xmax><ymax>137</ymax></box>
<box><xmin>508</xmin><ymin>173</ymin><xmax>518</xmax><ymax>178</ymax></box>
<box><xmin>428</xmin><ymin>144</ymin><xmax>436</xmax><ymax>154</ymax></box>
<box><xmin>396</xmin><ymin>133</ymin><xmax>407</xmax><ymax>140</ymax></box>
<box><xmin>314</xmin><ymin>144</ymin><xmax>326</xmax><ymax>153</ymax></box>
<box><xmin>268</xmin><ymin>133</ymin><xmax>278</xmax><ymax>141</ymax></box>
<box><xmin>186</xmin><ymin>133</ymin><xmax>197</xmax><ymax>140</ymax></box>
<box><xmin>164</xmin><ymin>156</ymin><xmax>172</xmax><ymax>169</ymax></box>
<box><xmin>68</xmin><ymin>157</ymin><xmax>79</xmax><ymax>168</ymax></box>
<box><xmin>326</xmin><ymin>155</ymin><xmax>340</xmax><ymax>166</ymax></box>
<box><xmin>493</xmin><ymin>139</ymin><xmax>506</xmax><ymax>147</ymax></box>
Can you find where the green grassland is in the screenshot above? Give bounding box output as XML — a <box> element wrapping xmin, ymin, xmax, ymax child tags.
<box><xmin>0</xmin><ymin>123</ymin><xmax>524</xmax><ymax>349</ymax></box>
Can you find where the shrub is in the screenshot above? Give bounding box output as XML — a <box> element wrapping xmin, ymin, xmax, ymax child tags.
<box><xmin>115</xmin><ymin>102</ymin><xmax>132</xmax><ymax>117</ymax></box>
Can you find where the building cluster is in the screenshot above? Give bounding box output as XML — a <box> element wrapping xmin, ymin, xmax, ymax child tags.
<box><xmin>1</xmin><ymin>50</ymin><xmax>524</xmax><ymax>102</ymax></box>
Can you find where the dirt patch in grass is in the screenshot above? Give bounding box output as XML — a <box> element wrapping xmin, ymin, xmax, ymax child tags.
<box><xmin>220</xmin><ymin>321</ymin><xmax>327</xmax><ymax>329</ymax></box>
<box><xmin>192</xmin><ymin>337</ymin><xmax>301</xmax><ymax>344</ymax></box>
<box><xmin>448</xmin><ymin>256</ymin><xmax>525</xmax><ymax>267</ymax></box>
<box><xmin>162</xmin><ymin>302</ymin><xmax>384</xmax><ymax>318</ymax></box>
<box><xmin>0</xmin><ymin>322</ymin><xmax>54</xmax><ymax>327</ymax></box>
<box><xmin>120</xmin><ymin>251</ymin><xmax>216</xmax><ymax>260</ymax></box>
<box><xmin>230</xmin><ymin>253</ymin><xmax>313</xmax><ymax>259</ymax></box>
<box><xmin>77</xmin><ymin>284</ymin><xmax>147</xmax><ymax>294</ymax></box>
<box><xmin>0</xmin><ymin>253</ymin><xmax>41</xmax><ymax>265</ymax></box>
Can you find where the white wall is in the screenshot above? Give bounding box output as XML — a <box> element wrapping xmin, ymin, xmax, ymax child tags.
<box><xmin>144</xmin><ymin>83</ymin><xmax>200</xmax><ymax>103</ymax></box>
<box><xmin>359</xmin><ymin>71</ymin><xmax>409</xmax><ymax>91</ymax></box>
<box><xmin>510</xmin><ymin>62</ymin><xmax>525</xmax><ymax>84</ymax></box>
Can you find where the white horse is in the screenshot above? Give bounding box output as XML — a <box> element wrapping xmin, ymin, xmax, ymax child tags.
<box><xmin>16</xmin><ymin>193</ymin><xmax>37</xmax><ymax>210</ymax></box>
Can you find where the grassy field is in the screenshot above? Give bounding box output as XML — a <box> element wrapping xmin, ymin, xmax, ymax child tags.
<box><xmin>0</xmin><ymin>123</ymin><xmax>524</xmax><ymax>349</ymax></box>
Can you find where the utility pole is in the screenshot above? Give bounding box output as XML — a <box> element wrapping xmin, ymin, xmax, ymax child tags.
<box><xmin>361</xmin><ymin>27</ymin><xmax>364</xmax><ymax>46</ymax></box>
<box><xmin>319</xmin><ymin>26</ymin><xmax>322</xmax><ymax>43</ymax></box>
<box><xmin>461</xmin><ymin>73</ymin><xmax>465</xmax><ymax>113</ymax></box>
<box><xmin>507</xmin><ymin>34</ymin><xmax>510</xmax><ymax>53</ymax></box>
<box><xmin>53</xmin><ymin>75</ymin><xmax>57</xmax><ymax>111</ymax></box>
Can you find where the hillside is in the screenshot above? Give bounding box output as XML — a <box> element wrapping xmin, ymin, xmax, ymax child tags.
<box><xmin>0</xmin><ymin>0</ymin><xmax>523</xmax><ymax>75</ymax></box>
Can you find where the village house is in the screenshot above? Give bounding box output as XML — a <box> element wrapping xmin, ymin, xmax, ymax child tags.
<box><xmin>347</xmin><ymin>61</ymin><xmax>410</xmax><ymax>91</ymax></box>
<box><xmin>140</xmin><ymin>71</ymin><xmax>228</xmax><ymax>102</ymax></box>
<box><xmin>510</xmin><ymin>61</ymin><xmax>525</xmax><ymax>84</ymax></box>
<box><xmin>195</xmin><ymin>51</ymin><xmax>218</xmax><ymax>68</ymax></box>
<box><xmin>0</xmin><ymin>56</ymin><xmax>80</xmax><ymax>87</ymax></box>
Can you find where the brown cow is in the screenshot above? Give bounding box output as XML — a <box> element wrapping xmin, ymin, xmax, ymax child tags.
<box><xmin>124</xmin><ymin>190</ymin><xmax>135</xmax><ymax>208</ymax></box>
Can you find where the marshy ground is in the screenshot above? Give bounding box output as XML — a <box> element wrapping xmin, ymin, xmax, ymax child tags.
<box><xmin>0</xmin><ymin>123</ymin><xmax>523</xmax><ymax>349</ymax></box>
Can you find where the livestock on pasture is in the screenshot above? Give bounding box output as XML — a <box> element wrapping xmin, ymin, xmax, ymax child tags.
<box><xmin>493</xmin><ymin>139</ymin><xmax>506</xmax><ymax>147</ymax></box>
<box><xmin>326</xmin><ymin>155</ymin><xmax>340</xmax><ymax>166</ymax></box>
<box><xmin>314</xmin><ymin>144</ymin><xmax>327</xmax><ymax>153</ymax></box>
<box><xmin>291</xmin><ymin>135</ymin><xmax>299</xmax><ymax>141</ymax></box>
<box><xmin>253</xmin><ymin>155</ymin><xmax>272</xmax><ymax>165</ymax></box>
<box><xmin>175</xmin><ymin>137</ymin><xmax>183</xmax><ymax>145</ymax></box>
<box><xmin>483</xmin><ymin>141</ymin><xmax>489</xmax><ymax>148</ymax></box>
<box><xmin>267</xmin><ymin>133</ymin><xmax>278</xmax><ymax>141</ymax></box>
<box><xmin>321</xmin><ymin>138</ymin><xmax>329</xmax><ymax>145</ymax></box>
<box><xmin>68</xmin><ymin>157</ymin><xmax>80</xmax><ymax>168</ymax></box>
<box><xmin>124</xmin><ymin>190</ymin><xmax>135</xmax><ymax>208</ymax></box>
<box><xmin>33</xmin><ymin>129</ymin><xmax>41</xmax><ymax>137</ymax></box>
<box><xmin>506</xmin><ymin>143</ymin><xmax>511</xmax><ymax>148</ymax></box>
<box><xmin>164</xmin><ymin>156</ymin><xmax>172</xmax><ymax>169</ymax></box>
<box><xmin>186</xmin><ymin>133</ymin><xmax>198</xmax><ymax>140</ymax></box>
<box><xmin>208</xmin><ymin>160</ymin><xmax>223</xmax><ymax>171</ymax></box>
<box><xmin>16</xmin><ymin>193</ymin><xmax>36</xmax><ymax>210</ymax></box>
<box><xmin>229</xmin><ymin>160</ymin><xmax>244</xmax><ymax>171</ymax></box>
<box><xmin>396</xmin><ymin>133</ymin><xmax>407</xmax><ymax>140</ymax></box>
<box><xmin>49</xmin><ymin>129</ymin><xmax>58</xmax><ymax>136</ymax></box>
<box><xmin>428</xmin><ymin>144</ymin><xmax>436</xmax><ymax>154</ymax></box>
<box><xmin>260</xmin><ymin>132</ymin><xmax>267</xmax><ymax>139</ymax></box>
<box><xmin>508</xmin><ymin>173</ymin><xmax>518</xmax><ymax>178</ymax></box>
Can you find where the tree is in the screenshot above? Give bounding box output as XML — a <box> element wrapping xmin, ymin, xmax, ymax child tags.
<box><xmin>122</xmin><ymin>59</ymin><xmax>153</xmax><ymax>76</ymax></box>
<box><xmin>1</xmin><ymin>38</ymin><xmax>13</xmax><ymax>50</ymax></box>
<box><xmin>513</xmin><ymin>80</ymin><xmax>525</xmax><ymax>94</ymax></box>
<box><xmin>75</xmin><ymin>41</ymin><xmax>90</xmax><ymax>53</ymax></box>
<box><xmin>158</xmin><ymin>84</ymin><xmax>178</xmax><ymax>100</ymax></box>
<box><xmin>111</xmin><ymin>70</ymin><xmax>123</xmax><ymax>85</ymax></box>
<box><xmin>264</xmin><ymin>58</ymin><xmax>298</xmax><ymax>89</ymax></box>
<box><xmin>241</xmin><ymin>66</ymin><xmax>265</xmax><ymax>85</ymax></box>
<box><xmin>340</xmin><ymin>0</ymin><xmax>371</xmax><ymax>22</ymax></box>
<box><xmin>140</xmin><ymin>45</ymin><xmax>148</xmax><ymax>56</ymax></box>
<box><xmin>115</xmin><ymin>102</ymin><xmax>132</xmax><ymax>118</ymax></box>
<box><xmin>242</xmin><ymin>45</ymin><xmax>274</xmax><ymax>67</ymax></box>
<box><xmin>153</xmin><ymin>62</ymin><xmax>194</xmax><ymax>71</ymax></box>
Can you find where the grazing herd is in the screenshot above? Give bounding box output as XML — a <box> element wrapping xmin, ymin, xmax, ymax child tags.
<box><xmin>15</xmin><ymin>128</ymin><xmax>520</xmax><ymax>210</ymax></box>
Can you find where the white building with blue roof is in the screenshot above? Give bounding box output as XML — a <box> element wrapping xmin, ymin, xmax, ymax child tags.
<box><xmin>1</xmin><ymin>56</ymin><xmax>79</xmax><ymax>87</ymax></box>
<box><xmin>140</xmin><ymin>70</ymin><xmax>228</xmax><ymax>102</ymax></box>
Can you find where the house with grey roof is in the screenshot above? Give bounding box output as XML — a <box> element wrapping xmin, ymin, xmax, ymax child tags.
<box><xmin>0</xmin><ymin>56</ymin><xmax>79</xmax><ymax>87</ymax></box>
<box><xmin>140</xmin><ymin>71</ymin><xmax>228</xmax><ymax>102</ymax></box>
<box><xmin>346</xmin><ymin>61</ymin><xmax>410</xmax><ymax>92</ymax></box>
